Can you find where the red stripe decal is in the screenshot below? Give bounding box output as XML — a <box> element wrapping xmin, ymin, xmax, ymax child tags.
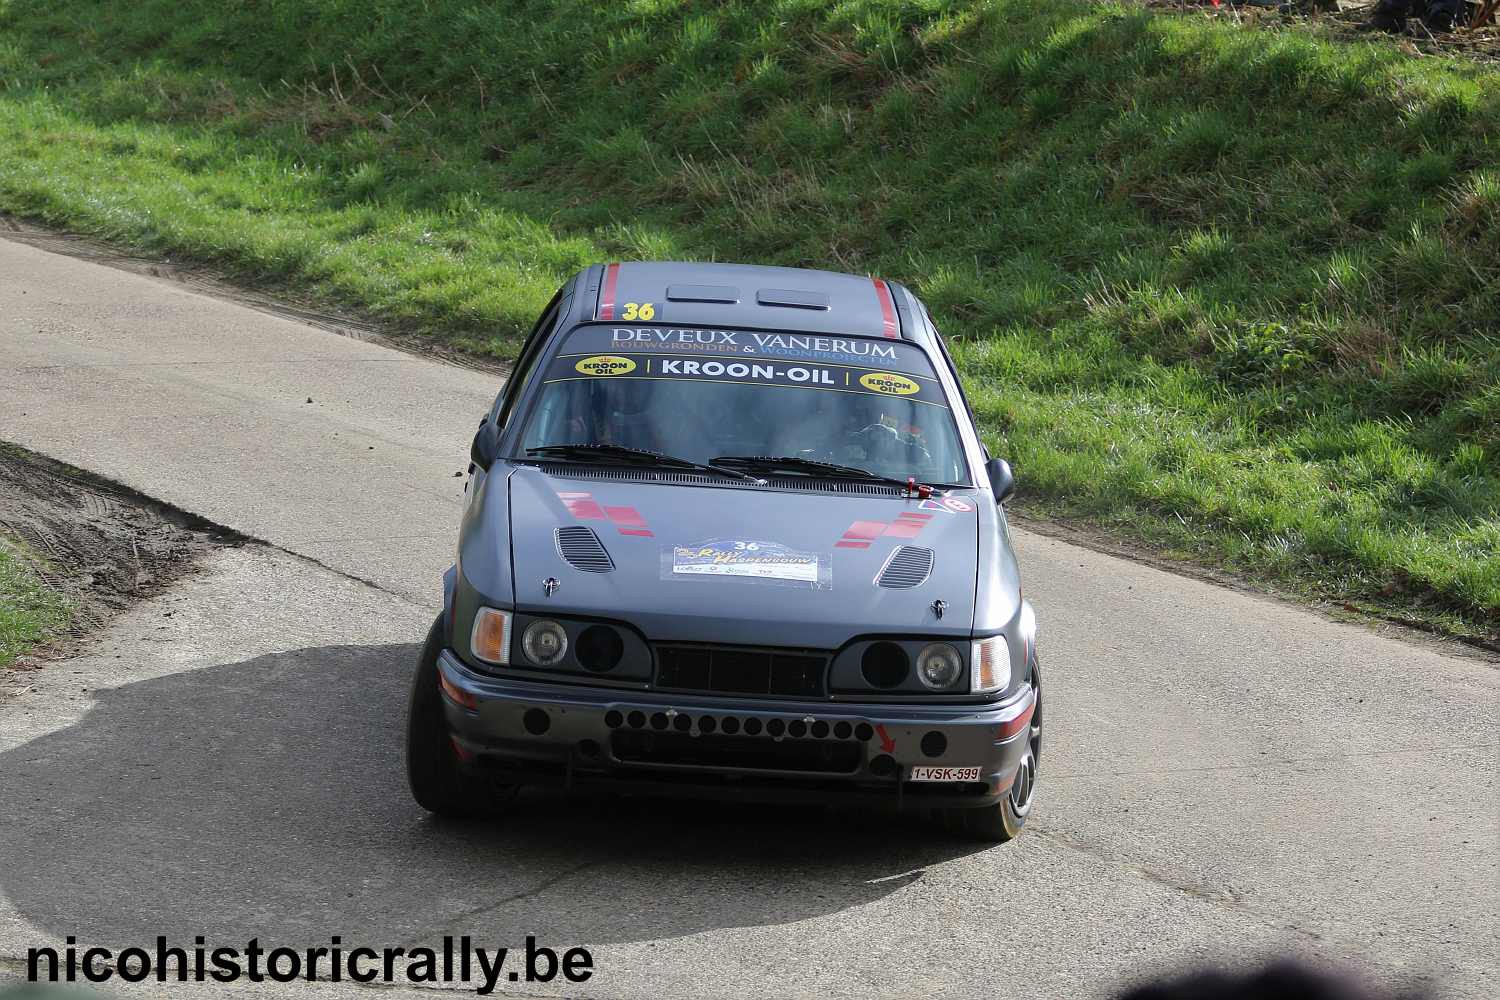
<box><xmin>872</xmin><ymin>278</ymin><xmax>898</xmax><ymax>339</ymax></box>
<box><xmin>559</xmin><ymin>492</ymin><xmax>652</xmax><ymax>535</ymax></box>
<box><xmin>604</xmin><ymin>505</ymin><xmax>652</xmax><ymax>537</ymax></box>
<box><xmin>599</xmin><ymin>263</ymin><xmax>620</xmax><ymax>320</ymax></box>
<box><xmin>604</xmin><ymin>505</ymin><xmax>645</xmax><ymax>526</ymax></box>
<box><xmin>564</xmin><ymin>498</ymin><xmax>606</xmax><ymax>520</ymax></box>
<box><xmin>838</xmin><ymin>512</ymin><xmax>936</xmax><ymax>547</ymax></box>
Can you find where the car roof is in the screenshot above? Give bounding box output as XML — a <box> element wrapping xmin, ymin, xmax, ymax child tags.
<box><xmin>573</xmin><ymin>261</ymin><xmax>922</xmax><ymax>343</ymax></box>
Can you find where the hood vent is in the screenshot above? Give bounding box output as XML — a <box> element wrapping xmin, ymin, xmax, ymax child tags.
<box><xmin>877</xmin><ymin>546</ymin><xmax>934</xmax><ymax>588</ymax></box>
<box><xmin>555</xmin><ymin>526</ymin><xmax>614</xmax><ymax>573</ymax></box>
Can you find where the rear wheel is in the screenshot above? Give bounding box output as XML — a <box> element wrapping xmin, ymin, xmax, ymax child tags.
<box><xmin>406</xmin><ymin>614</ymin><xmax>516</xmax><ymax>818</ymax></box>
<box><xmin>942</xmin><ymin>658</ymin><xmax>1041</xmax><ymax>843</ymax></box>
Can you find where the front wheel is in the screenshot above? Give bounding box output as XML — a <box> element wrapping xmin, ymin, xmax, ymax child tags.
<box><xmin>405</xmin><ymin>615</ymin><xmax>515</xmax><ymax>818</ymax></box>
<box><xmin>942</xmin><ymin>659</ymin><xmax>1041</xmax><ymax>843</ymax></box>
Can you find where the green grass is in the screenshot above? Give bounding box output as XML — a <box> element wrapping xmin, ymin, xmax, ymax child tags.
<box><xmin>0</xmin><ymin>537</ymin><xmax>68</xmax><ymax>668</ymax></box>
<box><xmin>0</xmin><ymin>0</ymin><xmax>1496</xmax><ymax>639</ymax></box>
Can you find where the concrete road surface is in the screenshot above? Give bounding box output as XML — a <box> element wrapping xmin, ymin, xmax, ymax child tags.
<box><xmin>0</xmin><ymin>234</ymin><xmax>1496</xmax><ymax>999</ymax></box>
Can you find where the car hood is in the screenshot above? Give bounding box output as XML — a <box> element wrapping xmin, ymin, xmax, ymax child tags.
<box><xmin>506</xmin><ymin>466</ymin><xmax>978</xmax><ymax>648</ymax></box>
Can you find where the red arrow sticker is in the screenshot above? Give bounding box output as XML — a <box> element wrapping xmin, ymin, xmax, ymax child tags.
<box><xmin>874</xmin><ymin>723</ymin><xmax>896</xmax><ymax>753</ymax></box>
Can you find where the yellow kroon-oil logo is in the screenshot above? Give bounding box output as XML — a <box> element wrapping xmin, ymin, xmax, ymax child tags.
<box><xmin>575</xmin><ymin>355</ymin><xmax>637</xmax><ymax>377</ymax></box>
<box><xmin>858</xmin><ymin>371</ymin><xmax>920</xmax><ymax>396</ymax></box>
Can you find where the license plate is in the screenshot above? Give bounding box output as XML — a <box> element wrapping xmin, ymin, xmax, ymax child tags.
<box><xmin>908</xmin><ymin>765</ymin><xmax>981</xmax><ymax>782</ymax></box>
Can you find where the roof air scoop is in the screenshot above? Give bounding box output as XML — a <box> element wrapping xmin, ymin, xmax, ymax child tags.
<box><xmin>555</xmin><ymin>526</ymin><xmax>614</xmax><ymax>573</ymax></box>
<box><xmin>877</xmin><ymin>546</ymin><xmax>934</xmax><ymax>588</ymax></box>
<box><xmin>756</xmin><ymin>288</ymin><xmax>830</xmax><ymax>310</ymax></box>
<box><xmin>667</xmin><ymin>284</ymin><xmax>740</xmax><ymax>304</ymax></box>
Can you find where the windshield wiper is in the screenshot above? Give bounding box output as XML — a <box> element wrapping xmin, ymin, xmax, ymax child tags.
<box><xmin>524</xmin><ymin>444</ymin><xmax>764</xmax><ymax>483</ymax></box>
<box><xmin>711</xmin><ymin>455</ymin><xmax>941</xmax><ymax>494</ymax></box>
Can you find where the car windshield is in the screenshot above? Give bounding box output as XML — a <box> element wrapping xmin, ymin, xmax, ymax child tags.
<box><xmin>516</xmin><ymin>325</ymin><xmax>970</xmax><ymax>485</ymax></box>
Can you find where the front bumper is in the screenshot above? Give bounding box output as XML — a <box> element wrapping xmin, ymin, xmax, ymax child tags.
<box><xmin>437</xmin><ymin>649</ymin><xmax>1035</xmax><ymax>810</ymax></box>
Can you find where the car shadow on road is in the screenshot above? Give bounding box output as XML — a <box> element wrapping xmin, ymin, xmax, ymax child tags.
<box><xmin>0</xmin><ymin>643</ymin><xmax>989</xmax><ymax>950</ymax></box>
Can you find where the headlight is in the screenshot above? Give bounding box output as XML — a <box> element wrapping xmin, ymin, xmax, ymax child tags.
<box><xmin>522</xmin><ymin>620</ymin><xmax>568</xmax><ymax>666</ymax></box>
<box><xmin>470</xmin><ymin>607</ymin><xmax>512</xmax><ymax>665</ymax></box>
<box><xmin>916</xmin><ymin>643</ymin><xmax>964</xmax><ymax>690</ymax></box>
<box><xmin>971</xmin><ymin>635</ymin><xmax>1010</xmax><ymax>693</ymax></box>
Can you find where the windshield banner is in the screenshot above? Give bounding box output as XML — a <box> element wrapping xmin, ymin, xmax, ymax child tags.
<box><xmin>562</xmin><ymin>325</ymin><xmax>938</xmax><ymax>375</ymax></box>
<box><xmin>542</xmin><ymin>349</ymin><xmax>949</xmax><ymax>407</ymax></box>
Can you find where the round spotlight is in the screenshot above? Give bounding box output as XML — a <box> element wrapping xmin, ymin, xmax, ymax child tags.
<box><xmin>916</xmin><ymin>643</ymin><xmax>964</xmax><ymax>690</ymax></box>
<box><xmin>576</xmin><ymin>625</ymin><xmax>623</xmax><ymax>672</ymax></box>
<box><xmin>861</xmin><ymin>641</ymin><xmax>909</xmax><ymax>689</ymax></box>
<box><xmin>522</xmin><ymin>620</ymin><xmax>568</xmax><ymax>666</ymax></box>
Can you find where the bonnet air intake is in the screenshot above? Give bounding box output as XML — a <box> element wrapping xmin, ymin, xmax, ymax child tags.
<box><xmin>876</xmin><ymin>546</ymin><xmax>934</xmax><ymax>588</ymax></box>
<box><xmin>555</xmin><ymin>526</ymin><xmax>614</xmax><ymax>573</ymax></box>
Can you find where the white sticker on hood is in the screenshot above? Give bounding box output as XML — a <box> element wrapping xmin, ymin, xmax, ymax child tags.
<box><xmin>665</xmin><ymin>539</ymin><xmax>831</xmax><ymax>589</ymax></box>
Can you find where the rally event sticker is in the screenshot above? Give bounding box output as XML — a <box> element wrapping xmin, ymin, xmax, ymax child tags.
<box><xmin>665</xmin><ymin>539</ymin><xmax>831</xmax><ymax>589</ymax></box>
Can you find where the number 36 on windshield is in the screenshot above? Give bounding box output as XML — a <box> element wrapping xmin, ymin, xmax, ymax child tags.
<box><xmin>621</xmin><ymin>302</ymin><xmax>655</xmax><ymax>320</ymax></box>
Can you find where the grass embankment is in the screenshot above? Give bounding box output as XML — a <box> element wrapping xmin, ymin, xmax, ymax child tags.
<box><xmin>0</xmin><ymin>0</ymin><xmax>1495</xmax><ymax>639</ymax></box>
<box><xmin>0</xmin><ymin>538</ymin><xmax>67</xmax><ymax>668</ymax></box>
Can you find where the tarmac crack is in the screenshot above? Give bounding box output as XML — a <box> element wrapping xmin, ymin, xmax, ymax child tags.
<box><xmin>1026</xmin><ymin>824</ymin><xmax>1369</xmax><ymax>951</ymax></box>
<box><xmin>405</xmin><ymin>861</ymin><xmax>601</xmax><ymax>951</ymax></box>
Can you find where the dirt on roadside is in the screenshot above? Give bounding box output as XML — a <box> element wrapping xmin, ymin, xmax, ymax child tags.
<box><xmin>0</xmin><ymin>444</ymin><xmax>240</xmax><ymax>683</ymax></box>
<box><xmin>1141</xmin><ymin>0</ymin><xmax>1500</xmax><ymax>62</ymax></box>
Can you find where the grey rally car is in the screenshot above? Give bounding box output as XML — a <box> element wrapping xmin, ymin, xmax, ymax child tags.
<box><xmin>406</xmin><ymin>261</ymin><xmax>1041</xmax><ymax>841</ymax></box>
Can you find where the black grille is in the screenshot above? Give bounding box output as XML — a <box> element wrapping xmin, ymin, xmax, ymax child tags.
<box><xmin>877</xmin><ymin>545</ymin><xmax>934</xmax><ymax>588</ymax></box>
<box><xmin>555</xmin><ymin>526</ymin><xmax>613</xmax><ymax>572</ymax></box>
<box><xmin>612</xmin><ymin>731</ymin><xmax>859</xmax><ymax>773</ymax></box>
<box><xmin>654</xmin><ymin>645</ymin><xmax>826</xmax><ymax>698</ymax></box>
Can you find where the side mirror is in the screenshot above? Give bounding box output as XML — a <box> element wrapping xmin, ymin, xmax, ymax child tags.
<box><xmin>985</xmin><ymin>457</ymin><xmax>1015</xmax><ymax>504</ymax></box>
<box><xmin>470</xmin><ymin>419</ymin><xmax>500</xmax><ymax>471</ymax></box>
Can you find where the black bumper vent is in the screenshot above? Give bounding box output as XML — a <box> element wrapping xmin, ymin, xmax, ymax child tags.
<box><xmin>654</xmin><ymin>645</ymin><xmax>826</xmax><ymax>698</ymax></box>
<box><xmin>612</xmin><ymin>731</ymin><xmax>859</xmax><ymax>773</ymax></box>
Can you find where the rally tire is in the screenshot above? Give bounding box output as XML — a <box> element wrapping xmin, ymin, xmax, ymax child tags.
<box><xmin>405</xmin><ymin>614</ymin><xmax>515</xmax><ymax>818</ymax></box>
